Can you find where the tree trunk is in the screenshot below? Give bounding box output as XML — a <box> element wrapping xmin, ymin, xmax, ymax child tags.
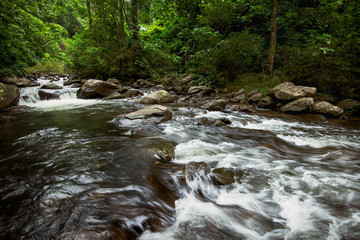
<box><xmin>131</xmin><ymin>0</ymin><xmax>139</xmax><ymax>41</ymax></box>
<box><xmin>86</xmin><ymin>1</ymin><xmax>92</xmax><ymax>29</ymax></box>
<box><xmin>268</xmin><ymin>0</ymin><xmax>277</xmax><ymax>73</ymax></box>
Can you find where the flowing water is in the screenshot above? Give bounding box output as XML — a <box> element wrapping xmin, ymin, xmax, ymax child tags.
<box><xmin>0</xmin><ymin>78</ymin><xmax>360</xmax><ymax>240</ymax></box>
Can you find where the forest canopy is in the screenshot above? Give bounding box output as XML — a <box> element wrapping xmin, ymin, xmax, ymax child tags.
<box><xmin>1</xmin><ymin>0</ymin><xmax>359</xmax><ymax>99</ymax></box>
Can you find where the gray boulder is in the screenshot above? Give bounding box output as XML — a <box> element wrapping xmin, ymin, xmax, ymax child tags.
<box><xmin>77</xmin><ymin>79</ymin><xmax>122</xmax><ymax>99</ymax></box>
<box><xmin>247</xmin><ymin>89</ymin><xmax>259</xmax><ymax>97</ymax></box>
<box><xmin>337</xmin><ymin>99</ymin><xmax>360</xmax><ymax>116</ymax></box>
<box><xmin>232</xmin><ymin>89</ymin><xmax>245</xmax><ymax>98</ymax></box>
<box><xmin>38</xmin><ymin>90</ymin><xmax>61</xmax><ymax>100</ymax></box>
<box><xmin>196</xmin><ymin>117</ymin><xmax>232</xmax><ymax>126</ymax></box>
<box><xmin>270</xmin><ymin>82</ymin><xmax>317</xmax><ymax>101</ymax></box>
<box><xmin>202</xmin><ymin>99</ymin><xmax>227</xmax><ymax>111</ymax></box>
<box><xmin>123</xmin><ymin>89</ymin><xmax>141</xmax><ymax>98</ymax></box>
<box><xmin>257</xmin><ymin>96</ymin><xmax>274</xmax><ymax>108</ymax></box>
<box><xmin>230</xmin><ymin>93</ymin><xmax>246</xmax><ymax>103</ymax></box>
<box><xmin>280</xmin><ymin>97</ymin><xmax>314</xmax><ymax>113</ymax></box>
<box><xmin>313</xmin><ymin>101</ymin><xmax>343</xmax><ymax>118</ymax></box>
<box><xmin>188</xmin><ymin>86</ymin><xmax>214</xmax><ymax>97</ymax></box>
<box><xmin>122</xmin><ymin>105</ymin><xmax>172</xmax><ymax>124</ymax></box>
<box><xmin>1</xmin><ymin>77</ymin><xmax>32</xmax><ymax>87</ymax></box>
<box><xmin>248</xmin><ymin>92</ymin><xmax>263</xmax><ymax>104</ymax></box>
<box><xmin>0</xmin><ymin>83</ymin><xmax>20</xmax><ymax>109</ymax></box>
<box><xmin>212</xmin><ymin>168</ymin><xmax>244</xmax><ymax>185</ymax></box>
<box><xmin>106</xmin><ymin>78</ymin><xmax>120</xmax><ymax>85</ymax></box>
<box><xmin>140</xmin><ymin>90</ymin><xmax>173</xmax><ymax>104</ymax></box>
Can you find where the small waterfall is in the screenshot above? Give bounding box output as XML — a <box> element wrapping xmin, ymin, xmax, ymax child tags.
<box><xmin>18</xmin><ymin>76</ymin><xmax>96</xmax><ymax>109</ymax></box>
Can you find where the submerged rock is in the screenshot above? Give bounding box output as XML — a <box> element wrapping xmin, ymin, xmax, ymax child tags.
<box><xmin>77</xmin><ymin>79</ymin><xmax>122</xmax><ymax>99</ymax></box>
<box><xmin>202</xmin><ymin>99</ymin><xmax>227</xmax><ymax>111</ymax></box>
<box><xmin>121</xmin><ymin>105</ymin><xmax>172</xmax><ymax>124</ymax></box>
<box><xmin>0</xmin><ymin>83</ymin><xmax>20</xmax><ymax>110</ymax></box>
<box><xmin>212</xmin><ymin>168</ymin><xmax>244</xmax><ymax>185</ymax></box>
<box><xmin>313</xmin><ymin>101</ymin><xmax>343</xmax><ymax>118</ymax></box>
<box><xmin>280</xmin><ymin>97</ymin><xmax>314</xmax><ymax>113</ymax></box>
<box><xmin>184</xmin><ymin>162</ymin><xmax>211</xmax><ymax>181</ymax></box>
<box><xmin>140</xmin><ymin>90</ymin><xmax>173</xmax><ymax>104</ymax></box>
<box><xmin>270</xmin><ymin>82</ymin><xmax>317</xmax><ymax>101</ymax></box>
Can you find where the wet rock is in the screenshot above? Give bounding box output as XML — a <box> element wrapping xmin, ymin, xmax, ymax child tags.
<box><xmin>140</xmin><ymin>90</ymin><xmax>174</xmax><ymax>104</ymax></box>
<box><xmin>151</xmin><ymin>141</ymin><xmax>176</xmax><ymax>163</ymax></box>
<box><xmin>122</xmin><ymin>105</ymin><xmax>172</xmax><ymax>124</ymax></box>
<box><xmin>202</xmin><ymin>99</ymin><xmax>227</xmax><ymax>111</ymax></box>
<box><xmin>29</xmin><ymin>82</ymin><xmax>41</xmax><ymax>87</ymax></box>
<box><xmin>184</xmin><ymin>162</ymin><xmax>211</xmax><ymax>181</ymax></box>
<box><xmin>212</xmin><ymin>168</ymin><xmax>244</xmax><ymax>185</ymax></box>
<box><xmin>188</xmin><ymin>86</ymin><xmax>214</xmax><ymax>97</ymax></box>
<box><xmin>270</xmin><ymin>82</ymin><xmax>317</xmax><ymax>101</ymax></box>
<box><xmin>178</xmin><ymin>96</ymin><xmax>191</xmax><ymax>102</ymax></box>
<box><xmin>123</xmin><ymin>89</ymin><xmax>141</xmax><ymax>98</ymax></box>
<box><xmin>0</xmin><ymin>83</ymin><xmax>20</xmax><ymax>110</ymax></box>
<box><xmin>1</xmin><ymin>77</ymin><xmax>32</xmax><ymax>87</ymax></box>
<box><xmin>257</xmin><ymin>96</ymin><xmax>274</xmax><ymax>108</ymax></box>
<box><xmin>313</xmin><ymin>101</ymin><xmax>343</xmax><ymax>118</ymax></box>
<box><xmin>77</xmin><ymin>79</ymin><xmax>122</xmax><ymax>99</ymax></box>
<box><xmin>230</xmin><ymin>93</ymin><xmax>246</xmax><ymax>103</ymax></box>
<box><xmin>41</xmin><ymin>83</ymin><xmax>63</xmax><ymax>90</ymax></box>
<box><xmin>106</xmin><ymin>78</ymin><xmax>120</xmax><ymax>85</ymax></box>
<box><xmin>0</xmin><ymin>115</ymin><xmax>17</xmax><ymax>122</ymax></box>
<box><xmin>103</xmin><ymin>92</ymin><xmax>123</xmax><ymax>100</ymax></box>
<box><xmin>337</xmin><ymin>99</ymin><xmax>360</xmax><ymax>116</ymax></box>
<box><xmin>197</xmin><ymin>117</ymin><xmax>232</xmax><ymax>126</ymax></box>
<box><xmin>280</xmin><ymin>97</ymin><xmax>314</xmax><ymax>113</ymax></box>
<box><xmin>228</xmin><ymin>104</ymin><xmax>255</xmax><ymax>113</ymax></box>
<box><xmin>38</xmin><ymin>90</ymin><xmax>61</xmax><ymax>100</ymax></box>
<box><xmin>64</xmin><ymin>78</ymin><xmax>83</xmax><ymax>86</ymax></box>
<box><xmin>248</xmin><ymin>92</ymin><xmax>263</xmax><ymax>104</ymax></box>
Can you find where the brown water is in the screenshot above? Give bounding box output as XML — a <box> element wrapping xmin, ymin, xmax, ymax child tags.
<box><xmin>0</xmin><ymin>78</ymin><xmax>360</xmax><ymax>239</ymax></box>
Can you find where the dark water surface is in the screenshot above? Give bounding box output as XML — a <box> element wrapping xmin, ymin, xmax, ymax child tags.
<box><xmin>1</xmin><ymin>79</ymin><xmax>360</xmax><ymax>239</ymax></box>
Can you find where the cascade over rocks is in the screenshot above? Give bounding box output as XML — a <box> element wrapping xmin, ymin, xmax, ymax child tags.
<box><xmin>119</xmin><ymin>105</ymin><xmax>172</xmax><ymax>125</ymax></box>
<box><xmin>313</xmin><ymin>101</ymin><xmax>344</xmax><ymax>117</ymax></box>
<box><xmin>280</xmin><ymin>97</ymin><xmax>314</xmax><ymax>113</ymax></box>
<box><xmin>184</xmin><ymin>162</ymin><xmax>211</xmax><ymax>181</ymax></box>
<box><xmin>77</xmin><ymin>79</ymin><xmax>122</xmax><ymax>99</ymax></box>
<box><xmin>0</xmin><ymin>83</ymin><xmax>20</xmax><ymax>110</ymax></box>
<box><xmin>38</xmin><ymin>90</ymin><xmax>61</xmax><ymax>100</ymax></box>
<box><xmin>270</xmin><ymin>82</ymin><xmax>317</xmax><ymax>101</ymax></box>
<box><xmin>140</xmin><ymin>90</ymin><xmax>173</xmax><ymax>104</ymax></box>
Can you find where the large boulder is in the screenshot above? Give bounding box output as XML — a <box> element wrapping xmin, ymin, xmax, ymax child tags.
<box><xmin>313</xmin><ymin>101</ymin><xmax>343</xmax><ymax>118</ymax></box>
<box><xmin>212</xmin><ymin>168</ymin><xmax>244</xmax><ymax>185</ymax></box>
<box><xmin>230</xmin><ymin>93</ymin><xmax>246</xmax><ymax>103</ymax></box>
<box><xmin>76</xmin><ymin>79</ymin><xmax>122</xmax><ymax>99</ymax></box>
<box><xmin>122</xmin><ymin>105</ymin><xmax>172</xmax><ymax>124</ymax></box>
<box><xmin>0</xmin><ymin>83</ymin><xmax>20</xmax><ymax>109</ymax></box>
<box><xmin>280</xmin><ymin>97</ymin><xmax>314</xmax><ymax>113</ymax></box>
<box><xmin>188</xmin><ymin>86</ymin><xmax>214</xmax><ymax>97</ymax></box>
<box><xmin>1</xmin><ymin>77</ymin><xmax>32</xmax><ymax>87</ymax></box>
<box><xmin>270</xmin><ymin>82</ymin><xmax>317</xmax><ymax>101</ymax></box>
<box><xmin>337</xmin><ymin>99</ymin><xmax>360</xmax><ymax>116</ymax></box>
<box><xmin>140</xmin><ymin>90</ymin><xmax>173</xmax><ymax>104</ymax></box>
<box><xmin>202</xmin><ymin>99</ymin><xmax>227</xmax><ymax>111</ymax></box>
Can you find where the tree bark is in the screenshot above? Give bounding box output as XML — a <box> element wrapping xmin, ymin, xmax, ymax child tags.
<box><xmin>268</xmin><ymin>0</ymin><xmax>277</xmax><ymax>73</ymax></box>
<box><xmin>86</xmin><ymin>1</ymin><xmax>92</xmax><ymax>29</ymax></box>
<box><xmin>131</xmin><ymin>0</ymin><xmax>139</xmax><ymax>41</ymax></box>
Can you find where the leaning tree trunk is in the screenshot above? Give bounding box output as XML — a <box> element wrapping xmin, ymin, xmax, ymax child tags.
<box><xmin>268</xmin><ymin>0</ymin><xmax>277</xmax><ymax>73</ymax></box>
<box><xmin>86</xmin><ymin>1</ymin><xmax>92</xmax><ymax>29</ymax></box>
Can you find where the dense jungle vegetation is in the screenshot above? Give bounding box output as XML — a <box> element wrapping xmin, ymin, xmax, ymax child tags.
<box><xmin>1</xmin><ymin>0</ymin><xmax>360</xmax><ymax>99</ymax></box>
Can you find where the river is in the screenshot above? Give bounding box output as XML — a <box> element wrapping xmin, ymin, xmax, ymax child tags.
<box><xmin>0</xmin><ymin>77</ymin><xmax>359</xmax><ymax>239</ymax></box>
